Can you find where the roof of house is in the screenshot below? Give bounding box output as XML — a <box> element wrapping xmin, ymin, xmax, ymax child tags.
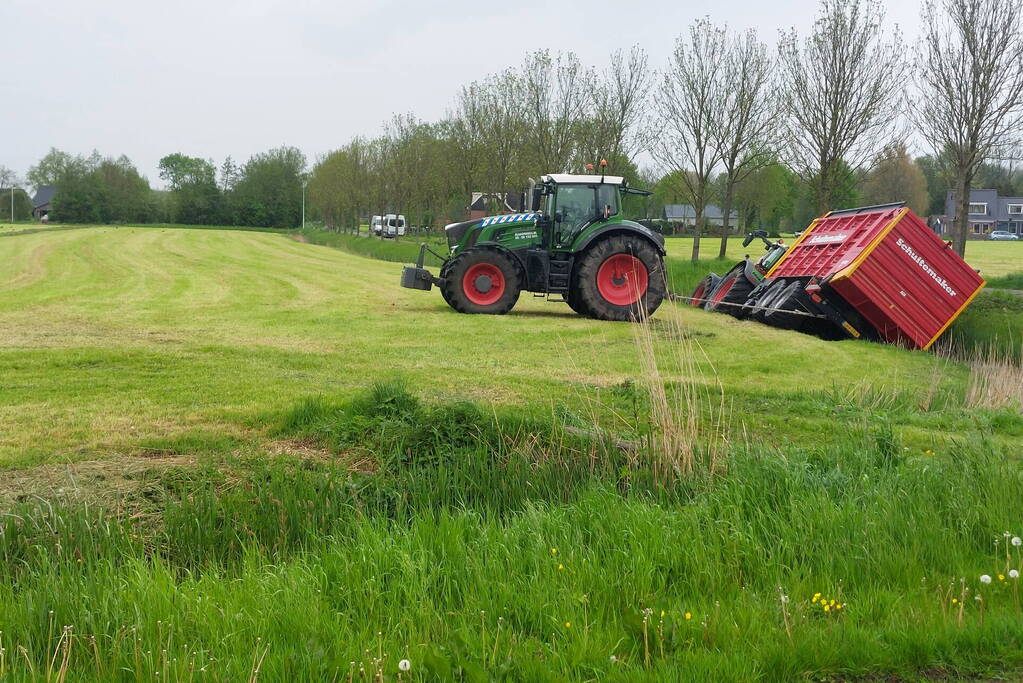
<box><xmin>470</xmin><ymin>192</ymin><xmax>522</xmax><ymax>212</ymax></box>
<box><xmin>664</xmin><ymin>204</ymin><xmax>738</xmax><ymax>221</ymax></box>
<box><xmin>32</xmin><ymin>185</ymin><xmax>56</xmax><ymax>208</ymax></box>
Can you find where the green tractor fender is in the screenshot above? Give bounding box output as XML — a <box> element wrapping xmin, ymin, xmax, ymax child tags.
<box><xmin>571</xmin><ymin>223</ymin><xmax>666</xmax><ymax>257</ymax></box>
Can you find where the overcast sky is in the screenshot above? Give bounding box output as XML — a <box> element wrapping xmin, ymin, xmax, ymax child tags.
<box><xmin>1</xmin><ymin>0</ymin><xmax>920</xmax><ymax>188</ymax></box>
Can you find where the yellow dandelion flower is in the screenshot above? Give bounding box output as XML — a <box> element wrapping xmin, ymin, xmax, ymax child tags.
<box><xmin>550</xmin><ymin>548</ymin><xmax>557</xmax><ymax>555</ymax></box>
<box><xmin>684</xmin><ymin>612</ymin><xmax>692</xmax><ymax>620</ymax></box>
<box><xmin>565</xmin><ymin>621</ymin><xmax>571</xmax><ymax>628</ymax></box>
<box><xmin>952</xmin><ymin>598</ymin><xmax>958</xmax><ymax>604</ymax></box>
<box><xmin>812</xmin><ymin>593</ymin><xmax>821</xmax><ymax>603</ymax></box>
<box><xmin>660</xmin><ymin>610</ymin><xmax>665</xmax><ymax>618</ymax></box>
<box><xmin>558</xmin><ymin>564</ymin><xmax>564</xmax><ymax>570</ymax></box>
<box><xmin>999</xmin><ymin>574</ymin><xmax>1006</xmax><ymax>581</ymax></box>
<box><xmin>824</xmin><ymin>604</ymin><xmax>831</xmax><ymax>612</ymax></box>
<box><xmin>829</xmin><ymin>599</ymin><xmax>836</xmax><ymax>607</ymax></box>
<box><xmin>836</xmin><ymin>603</ymin><xmax>844</xmax><ymax>611</ymax></box>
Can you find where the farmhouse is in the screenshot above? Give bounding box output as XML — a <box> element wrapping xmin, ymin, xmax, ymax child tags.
<box><xmin>942</xmin><ymin>188</ymin><xmax>1023</xmax><ymax>238</ymax></box>
<box><xmin>31</xmin><ymin>185</ymin><xmax>57</xmax><ymax>220</ymax></box>
<box><xmin>663</xmin><ymin>203</ymin><xmax>739</xmax><ymax>229</ymax></box>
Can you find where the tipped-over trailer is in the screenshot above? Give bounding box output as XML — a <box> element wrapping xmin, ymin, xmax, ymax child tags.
<box><xmin>694</xmin><ymin>204</ymin><xmax>986</xmax><ymax>350</ymax></box>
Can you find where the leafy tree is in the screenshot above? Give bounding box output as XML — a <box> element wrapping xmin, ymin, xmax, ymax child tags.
<box><xmin>859</xmin><ymin>144</ymin><xmax>930</xmax><ymax>215</ymax></box>
<box><xmin>158</xmin><ymin>154</ymin><xmax>221</xmax><ymax>225</ymax></box>
<box><xmin>734</xmin><ymin>163</ymin><xmax>798</xmax><ymax>231</ymax></box>
<box><xmin>230</xmin><ymin>146</ymin><xmax>306</xmax><ymax>228</ymax></box>
<box><xmin>27</xmin><ymin>148</ymin><xmax>75</xmax><ymax>188</ymax></box>
<box><xmin>916</xmin><ymin>155</ymin><xmax>954</xmax><ymax>215</ymax></box>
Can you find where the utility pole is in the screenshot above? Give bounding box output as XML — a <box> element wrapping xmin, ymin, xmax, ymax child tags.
<box><xmin>301</xmin><ymin>179</ymin><xmax>307</xmax><ymax>229</ymax></box>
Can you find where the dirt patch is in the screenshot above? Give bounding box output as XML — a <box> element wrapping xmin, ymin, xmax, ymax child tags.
<box><xmin>288</xmin><ymin>233</ymin><xmax>309</xmax><ymax>243</ymax></box>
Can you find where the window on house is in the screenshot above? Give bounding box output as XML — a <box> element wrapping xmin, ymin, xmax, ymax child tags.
<box><xmin>1012</xmin><ymin>222</ymin><xmax>1023</xmax><ymax>234</ymax></box>
<box><xmin>1008</xmin><ymin>204</ymin><xmax>1023</xmax><ymax>215</ymax></box>
<box><xmin>969</xmin><ymin>202</ymin><xmax>988</xmax><ymax>215</ymax></box>
<box><xmin>972</xmin><ymin>223</ymin><xmax>981</xmax><ymax>233</ymax></box>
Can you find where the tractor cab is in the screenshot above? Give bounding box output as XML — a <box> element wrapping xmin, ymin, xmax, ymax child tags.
<box><xmin>530</xmin><ymin>175</ymin><xmax>626</xmax><ymax>249</ymax></box>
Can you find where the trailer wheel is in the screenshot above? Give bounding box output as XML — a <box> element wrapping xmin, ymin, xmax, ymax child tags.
<box><xmin>762</xmin><ymin>281</ymin><xmax>806</xmax><ymax>330</ymax></box>
<box><xmin>440</xmin><ymin>248</ymin><xmax>521</xmax><ymax>315</ymax></box>
<box><xmin>750</xmin><ymin>279</ymin><xmax>788</xmax><ymax>322</ymax></box>
<box><xmin>705</xmin><ymin>265</ymin><xmax>755</xmax><ymax>317</ymax></box>
<box><xmin>575</xmin><ymin>235</ymin><xmax>665</xmax><ymax>321</ymax></box>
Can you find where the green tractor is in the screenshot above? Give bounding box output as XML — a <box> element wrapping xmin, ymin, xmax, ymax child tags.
<box><xmin>400</xmin><ymin>171</ymin><xmax>666</xmax><ymax>321</ymax></box>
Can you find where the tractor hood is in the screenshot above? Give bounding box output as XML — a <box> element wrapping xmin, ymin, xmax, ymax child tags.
<box><xmin>445</xmin><ymin>212</ymin><xmax>539</xmax><ymax>251</ymax></box>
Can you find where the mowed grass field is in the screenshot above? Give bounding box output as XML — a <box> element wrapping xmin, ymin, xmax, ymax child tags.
<box><xmin>0</xmin><ymin>224</ymin><xmax>998</xmax><ymax>466</ymax></box>
<box><xmin>1</xmin><ymin>224</ymin><xmax>1023</xmax><ymax>680</ymax></box>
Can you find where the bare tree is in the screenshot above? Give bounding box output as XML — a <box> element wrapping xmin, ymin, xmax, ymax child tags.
<box><xmin>778</xmin><ymin>0</ymin><xmax>906</xmax><ymax>214</ymax></box>
<box><xmin>521</xmin><ymin>50</ymin><xmax>592</xmax><ymax>173</ymax></box>
<box><xmin>915</xmin><ymin>0</ymin><xmax>1023</xmax><ymax>256</ymax></box>
<box><xmin>0</xmin><ymin>166</ymin><xmax>17</xmax><ymax>191</ymax></box>
<box><xmin>652</xmin><ymin>18</ymin><xmax>728</xmax><ymax>262</ymax></box>
<box><xmin>583</xmin><ymin>46</ymin><xmax>654</xmax><ymax>168</ymax></box>
<box><xmin>715</xmin><ymin>28</ymin><xmax>777</xmax><ymax>258</ymax></box>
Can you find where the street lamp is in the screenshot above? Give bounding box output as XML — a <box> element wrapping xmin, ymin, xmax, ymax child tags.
<box><xmin>301</xmin><ymin>176</ymin><xmax>307</xmax><ymax>230</ymax></box>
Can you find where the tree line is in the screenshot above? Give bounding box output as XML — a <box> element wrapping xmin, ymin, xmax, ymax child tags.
<box><xmin>4</xmin><ymin>0</ymin><xmax>1022</xmax><ymax>259</ymax></box>
<box><xmin>11</xmin><ymin>146</ymin><xmax>307</xmax><ymax>229</ymax></box>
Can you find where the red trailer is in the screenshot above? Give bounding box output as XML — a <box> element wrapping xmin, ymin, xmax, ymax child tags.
<box><xmin>692</xmin><ymin>204</ymin><xmax>986</xmax><ymax>349</ymax></box>
<box><xmin>755</xmin><ymin>204</ymin><xmax>985</xmax><ymax>349</ymax></box>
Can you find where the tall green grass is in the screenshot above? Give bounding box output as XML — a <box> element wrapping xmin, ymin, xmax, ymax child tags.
<box><xmin>1</xmin><ymin>384</ymin><xmax>1022</xmax><ymax>681</ymax></box>
<box><xmin>948</xmin><ymin>290</ymin><xmax>1023</xmax><ymax>361</ymax></box>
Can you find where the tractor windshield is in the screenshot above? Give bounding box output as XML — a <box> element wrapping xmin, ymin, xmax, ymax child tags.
<box><xmin>555</xmin><ymin>183</ymin><xmax>619</xmax><ymax>235</ymax></box>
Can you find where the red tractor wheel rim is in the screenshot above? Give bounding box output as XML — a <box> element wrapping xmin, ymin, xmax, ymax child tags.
<box><xmin>691</xmin><ymin>283</ymin><xmax>707</xmax><ymax>306</ymax></box>
<box><xmin>596</xmin><ymin>254</ymin><xmax>648</xmax><ymax>306</ymax></box>
<box><xmin>711</xmin><ymin>276</ymin><xmax>736</xmax><ymax>306</ymax></box>
<box><xmin>463</xmin><ymin>262</ymin><xmax>505</xmax><ymax>306</ymax></box>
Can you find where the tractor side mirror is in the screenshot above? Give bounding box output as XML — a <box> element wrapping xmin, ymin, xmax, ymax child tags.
<box><xmin>603</xmin><ymin>204</ymin><xmax>612</xmax><ymax>220</ymax></box>
<box><xmin>531</xmin><ymin>186</ymin><xmax>542</xmax><ymax>212</ymax></box>
<box><xmin>742</xmin><ymin>233</ymin><xmax>755</xmax><ymax>247</ymax></box>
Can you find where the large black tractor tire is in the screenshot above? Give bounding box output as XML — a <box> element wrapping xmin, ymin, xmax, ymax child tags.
<box><xmin>704</xmin><ymin>264</ymin><xmax>755</xmax><ymax>318</ymax></box>
<box><xmin>762</xmin><ymin>280</ymin><xmax>808</xmax><ymax>331</ymax></box>
<box><xmin>689</xmin><ymin>274</ymin><xmax>719</xmax><ymax>308</ymax></box>
<box><xmin>564</xmin><ymin>287</ymin><xmax>592</xmax><ymax>317</ymax></box>
<box><xmin>440</xmin><ymin>248</ymin><xmax>521</xmax><ymax>315</ymax></box>
<box><xmin>574</xmin><ymin>235</ymin><xmax>666</xmax><ymax>322</ymax></box>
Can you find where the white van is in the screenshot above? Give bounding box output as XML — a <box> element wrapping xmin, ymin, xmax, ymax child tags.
<box><xmin>384</xmin><ymin>214</ymin><xmax>406</xmax><ymax>238</ymax></box>
<box><xmin>371</xmin><ymin>215</ymin><xmax>384</xmax><ymax>235</ymax></box>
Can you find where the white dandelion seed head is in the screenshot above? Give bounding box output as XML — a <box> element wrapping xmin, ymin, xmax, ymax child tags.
<box><xmin>1010</xmin><ymin>569</ymin><xmax>1020</xmax><ymax>579</ymax></box>
<box><xmin>780</xmin><ymin>595</ymin><xmax>789</xmax><ymax>603</ymax></box>
<box><xmin>609</xmin><ymin>655</ymin><xmax>617</xmax><ymax>663</ymax></box>
<box><xmin>1013</xmin><ymin>537</ymin><xmax>1022</xmax><ymax>547</ymax></box>
<box><xmin>980</xmin><ymin>574</ymin><xmax>993</xmax><ymax>584</ymax></box>
<box><xmin>398</xmin><ymin>659</ymin><xmax>411</xmax><ymax>672</ymax></box>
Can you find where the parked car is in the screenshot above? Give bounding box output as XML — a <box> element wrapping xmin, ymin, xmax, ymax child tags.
<box><xmin>371</xmin><ymin>215</ymin><xmax>384</xmax><ymax>235</ymax></box>
<box><xmin>383</xmin><ymin>214</ymin><xmax>406</xmax><ymax>238</ymax></box>
<box><xmin>989</xmin><ymin>230</ymin><xmax>1019</xmax><ymax>241</ymax></box>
